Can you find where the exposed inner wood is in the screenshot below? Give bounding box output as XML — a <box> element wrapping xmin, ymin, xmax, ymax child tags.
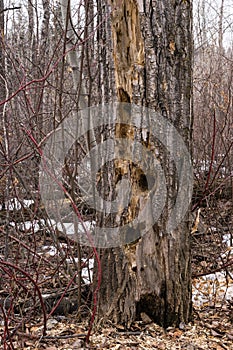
<box><xmin>97</xmin><ymin>0</ymin><xmax>192</xmax><ymax>328</ymax></box>
<box><xmin>110</xmin><ymin>0</ymin><xmax>147</xmax><ymax>233</ymax></box>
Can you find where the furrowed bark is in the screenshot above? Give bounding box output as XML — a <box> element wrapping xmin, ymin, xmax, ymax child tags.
<box><xmin>97</xmin><ymin>0</ymin><xmax>193</xmax><ymax>328</ymax></box>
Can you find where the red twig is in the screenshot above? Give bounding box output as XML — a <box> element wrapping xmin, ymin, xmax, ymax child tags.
<box><xmin>192</xmin><ymin>110</ymin><xmax>216</xmax><ymax>211</ymax></box>
<box><xmin>0</xmin><ymin>13</ymin><xmax>110</xmax><ymax>109</ymax></box>
<box><xmin>209</xmin><ymin>140</ymin><xmax>233</xmax><ymax>188</ymax></box>
<box><xmin>8</xmin><ymin>234</ymin><xmax>52</xmax><ymax>266</ymax></box>
<box><xmin>22</xmin><ymin>126</ymin><xmax>102</xmax><ymax>343</ymax></box>
<box><xmin>47</xmin><ymin>271</ymin><xmax>78</xmax><ymax>318</ymax></box>
<box><xmin>193</xmin><ymin>257</ymin><xmax>233</xmax><ymax>278</ymax></box>
<box><xmin>0</xmin><ymin>260</ymin><xmax>47</xmax><ymax>336</ymax></box>
<box><xmin>0</xmin><ymin>304</ymin><xmax>15</xmax><ymax>350</ymax></box>
<box><xmin>204</xmin><ymin>110</ymin><xmax>216</xmax><ymax>192</ymax></box>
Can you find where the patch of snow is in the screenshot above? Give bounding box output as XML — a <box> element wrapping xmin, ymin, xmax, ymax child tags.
<box><xmin>49</xmin><ymin>220</ymin><xmax>95</xmax><ymax>237</ymax></box>
<box><xmin>221</xmin><ymin>247</ymin><xmax>233</xmax><ymax>259</ymax></box>
<box><xmin>65</xmin><ymin>257</ymin><xmax>94</xmax><ymax>283</ymax></box>
<box><xmin>66</xmin><ymin>257</ymin><xmax>79</xmax><ymax>264</ymax></box>
<box><xmin>193</xmin><ymin>271</ymin><xmax>233</xmax><ymax>307</ymax></box>
<box><xmin>223</xmin><ymin>233</ymin><xmax>233</xmax><ymax>247</ymax></box>
<box><xmin>41</xmin><ymin>245</ymin><xmax>57</xmax><ymax>256</ymax></box>
<box><xmin>3</xmin><ymin>198</ymin><xmax>34</xmax><ymax>210</ymax></box>
<box><xmin>10</xmin><ymin>220</ymin><xmax>41</xmax><ymax>232</ymax></box>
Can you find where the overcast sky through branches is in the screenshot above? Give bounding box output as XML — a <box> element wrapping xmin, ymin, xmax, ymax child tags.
<box><xmin>3</xmin><ymin>0</ymin><xmax>233</xmax><ymax>49</ymax></box>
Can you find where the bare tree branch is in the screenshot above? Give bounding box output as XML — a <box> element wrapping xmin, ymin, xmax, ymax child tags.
<box><xmin>0</xmin><ymin>6</ymin><xmax>21</xmax><ymax>13</ymax></box>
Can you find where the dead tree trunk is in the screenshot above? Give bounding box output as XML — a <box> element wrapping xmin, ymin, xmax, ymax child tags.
<box><xmin>96</xmin><ymin>0</ymin><xmax>193</xmax><ymax>328</ymax></box>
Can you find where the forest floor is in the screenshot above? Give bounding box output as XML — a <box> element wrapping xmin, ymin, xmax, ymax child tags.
<box><xmin>1</xmin><ymin>198</ymin><xmax>233</xmax><ymax>349</ymax></box>
<box><xmin>10</xmin><ymin>300</ymin><xmax>233</xmax><ymax>349</ymax></box>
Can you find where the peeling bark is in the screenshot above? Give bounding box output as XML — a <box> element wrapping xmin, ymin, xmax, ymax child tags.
<box><xmin>110</xmin><ymin>0</ymin><xmax>145</xmax><ymax>103</ymax></box>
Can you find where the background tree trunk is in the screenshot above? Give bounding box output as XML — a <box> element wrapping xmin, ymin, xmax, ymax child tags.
<box><xmin>96</xmin><ymin>0</ymin><xmax>193</xmax><ymax>328</ymax></box>
<box><xmin>0</xmin><ymin>0</ymin><xmax>6</xmax><ymax>171</ymax></box>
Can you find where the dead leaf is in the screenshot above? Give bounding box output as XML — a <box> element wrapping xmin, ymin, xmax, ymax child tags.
<box><xmin>211</xmin><ymin>329</ymin><xmax>222</xmax><ymax>337</ymax></box>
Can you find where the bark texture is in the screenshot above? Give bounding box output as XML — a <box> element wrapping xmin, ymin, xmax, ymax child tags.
<box><xmin>0</xmin><ymin>0</ymin><xmax>6</xmax><ymax>205</ymax></box>
<box><xmin>0</xmin><ymin>0</ymin><xmax>5</xmax><ymax>126</ymax></box>
<box><xmin>97</xmin><ymin>0</ymin><xmax>193</xmax><ymax>328</ymax></box>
